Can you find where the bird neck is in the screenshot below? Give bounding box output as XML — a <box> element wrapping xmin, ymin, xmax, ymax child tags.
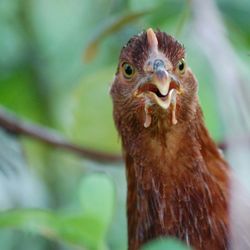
<box><xmin>123</xmin><ymin>105</ymin><xmax>222</xmax><ymax>177</ymax></box>
<box><xmin>124</xmin><ymin>105</ymin><xmax>229</xmax><ymax>250</ymax></box>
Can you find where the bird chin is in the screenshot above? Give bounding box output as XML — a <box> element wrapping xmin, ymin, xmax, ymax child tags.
<box><xmin>142</xmin><ymin>89</ymin><xmax>178</xmax><ymax>128</ymax></box>
<box><xmin>144</xmin><ymin>88</ymin><xmax>177</xmax><ymax>110</ymax></box>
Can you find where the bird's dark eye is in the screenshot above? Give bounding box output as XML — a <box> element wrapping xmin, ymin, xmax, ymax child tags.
<box><xmin>177</xmin><ymin>58</ymin><xmax>186</xmax><ymax>74</ymax></box>
<box><xmin>121</xmin><ymin>62</ymin><xmax>135</xmax><ymax>79</ymax></box>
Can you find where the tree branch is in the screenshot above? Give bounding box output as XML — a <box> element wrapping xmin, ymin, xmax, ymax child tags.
<box><xmin>0</xmin><ymin>107</ymin><xmax>122</xmax><ymax>164</ymax></box>
<box><xmin>0</xmin><ymin>106</ymin><xmax>230</xmax><ymax>165</ymax></box>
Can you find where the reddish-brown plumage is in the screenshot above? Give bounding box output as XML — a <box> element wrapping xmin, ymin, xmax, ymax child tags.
<box><xmin>111</xmin><ymin>29</ymin><xmax>230</xmax><ymax>250</ymax></box>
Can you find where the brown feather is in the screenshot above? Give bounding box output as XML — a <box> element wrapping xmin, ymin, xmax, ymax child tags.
<box><xmin>111</xmin><ymin>29</ymin><xmax>230</xmax><ymax>250</ymax></box>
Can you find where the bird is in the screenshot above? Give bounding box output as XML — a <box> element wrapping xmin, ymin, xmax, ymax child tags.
<box><xmin>110</xmin><ymin>28</ymin><xmax>230</xmax><ymax>250</ymax></box>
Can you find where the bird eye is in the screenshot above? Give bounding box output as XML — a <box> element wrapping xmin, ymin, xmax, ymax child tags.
<box><xmin>177</xmin><ymin>58</ymin><xmax>186</xmax><ymax>74</ymax></box>
<box><xmin>121</xmin><ymin>62</ymin><xmax>135</xmax><ymax>79</ymax></box>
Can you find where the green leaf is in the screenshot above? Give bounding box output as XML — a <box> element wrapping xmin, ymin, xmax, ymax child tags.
<box><xmin>218</xmin><ymin>0</ymin><xmax>250</xmax><ymax>43</ymax></box>
<box><xmin>84</xmin><ymin>10</ymin><xmax>150</xmax><ymax>62</ymax></box>
<box><xmin>141</xmin><ymin>238</ymin><xmax>192</xmax><ymax>250</ymax></box>
<box><xmin>0</xmin><ymin>174</ymin><xmax>115</xmax><ymax>250</ymax></box>
<box><xmin>71</xmin><ymin>66</ymin><xmax>120</xmax><ymax>153</ymax></box>
<box><xmin>0</xmin><ymin>210</ymin><xmax>57</xmax><ymax>238</ymax></box>
<box><xmin>79</xmin><ymin>174</ymin><xmax>115</xmax><ymax>226</ymax></box>
<box><xmin>0</xmin><ymin>209</ymin><xmax>105</xmax><ymax>249</ymax></box>
<box><xmin>57</xmin><ymin>214</ymin><xmax>107</xmax><ymax>249</ymax></box>
<box><xmin>129</xmin><ymin>0</ymin><xmax>162</xmax><ymax>11</ymax></box>
<box><xmin>0</xmin><ymin>70</ymin><xmax>48</xmax><ymax>123</ymax></box>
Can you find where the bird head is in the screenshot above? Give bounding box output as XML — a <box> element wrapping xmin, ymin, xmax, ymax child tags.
<box><xmin>111</xmin><ymin>29</ymin><xmax>198</xmax><ymax>131</ymax></box>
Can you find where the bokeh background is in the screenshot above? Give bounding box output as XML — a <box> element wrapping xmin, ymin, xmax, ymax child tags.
<box><xmin>0</xmin><ymin>0</ymin><xmax>249</xmax><ymax>249</ymax></box>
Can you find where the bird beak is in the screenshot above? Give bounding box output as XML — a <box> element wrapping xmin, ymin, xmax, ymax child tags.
<box><xmin>134</xmin><ymin>58</ymin><xmax>182</xmax><ymax>110</ymax></box>
<box><xmin>151</xmin><ymin>59</ymin><xmax>181</xmax><ymax>96</ymax></box>
<box><xmin>135</xmin><ymin>67</ymin><xmax>182</xmax><ymax>110</ymax></box>
<box><xmin>151</xmin><ymin>68</ymin><xmax>181</xmax><ymax>110</ymax></box>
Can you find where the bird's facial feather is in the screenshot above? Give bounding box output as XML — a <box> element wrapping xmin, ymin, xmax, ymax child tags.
<box><xmin>111</xmin><ymin>29</ymin><xmax>197</xmax><ymax>130</ymax></box>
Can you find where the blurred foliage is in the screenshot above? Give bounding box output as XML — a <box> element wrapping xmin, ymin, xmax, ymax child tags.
<box><xmin>141</xmin><ymin>238</ymin><xmax>192</xmax><ymax>250</ymax></box>
<box><xmin>0</xmin><ymin>174</ymin><xmax>114</xmax><ymax>250</ymax></box>
<box><xmin>0</xmin><ymin>0</ymin><xmax>249</xmax><ymax>249</ymax></box>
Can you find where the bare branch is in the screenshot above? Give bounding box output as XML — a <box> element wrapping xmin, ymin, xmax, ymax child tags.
<box><xmin>0</xmin><ymin>107</ymin><xmax>122</xmax><ymax>164</ymax></box>
<box><xmin>0</xmin><ymin>106</ymin><xmax>233</xmax><ymax>165</ymax></box>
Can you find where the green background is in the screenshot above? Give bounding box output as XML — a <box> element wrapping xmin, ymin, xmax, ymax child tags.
<box><xmin>0</xmin><ymin>0</ymin><xmax>249</xmax><ymax>249</ymax></box>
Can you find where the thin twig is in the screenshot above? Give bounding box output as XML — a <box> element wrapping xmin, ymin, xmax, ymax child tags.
<box><xmin>0</xmin><ymin>107</ymin><xmax>122</xmax><ymax>164</ymax></box>
<box><xmin>0</xmin><ymin>107</ymin><xmax>231</xmax><ymax>165</ymax></box>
